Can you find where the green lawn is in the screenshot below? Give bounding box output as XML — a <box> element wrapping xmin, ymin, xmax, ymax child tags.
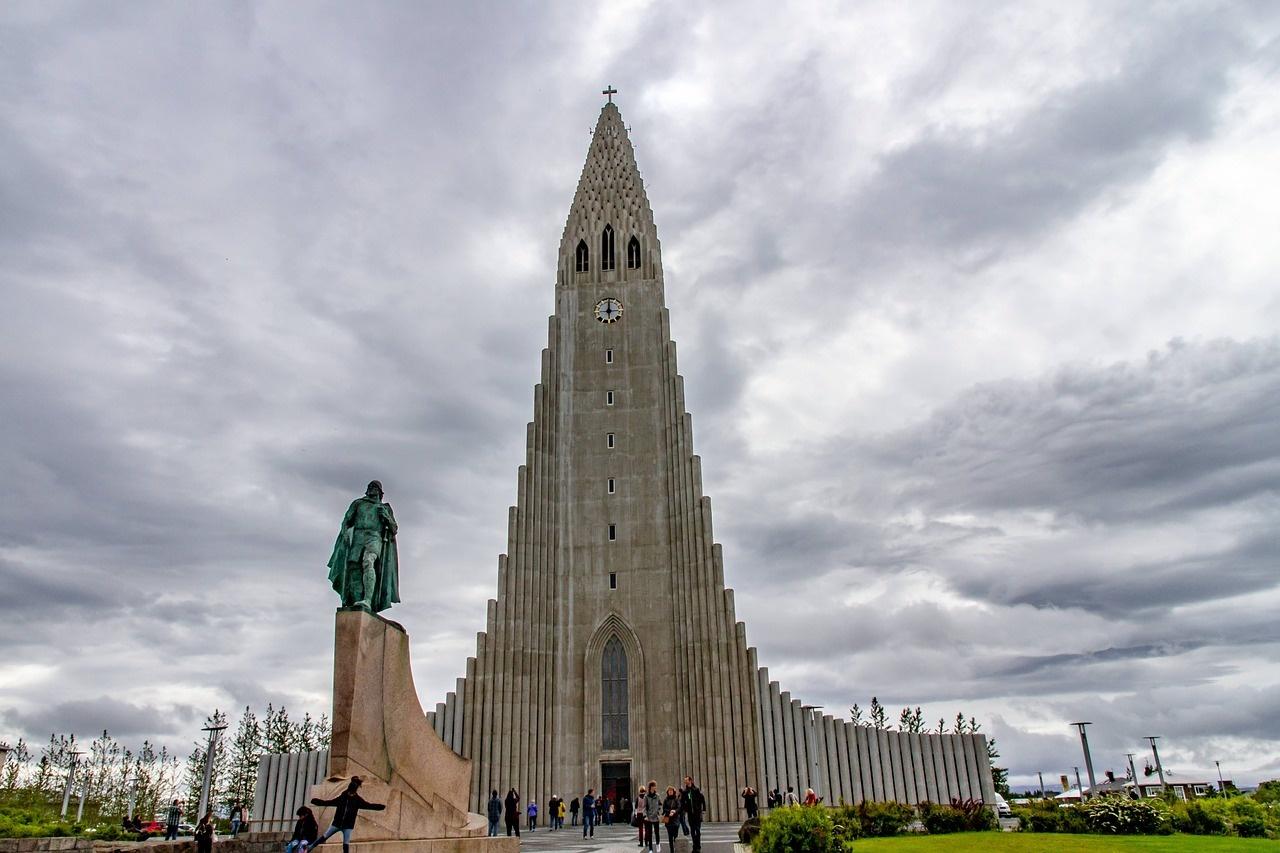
<box><xmin>850</xmin><ymin>833</ymin><xmax>1278</xmax><ymax>851</ymax></box>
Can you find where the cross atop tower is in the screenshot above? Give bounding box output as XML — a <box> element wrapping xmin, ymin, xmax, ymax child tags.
<box><xmin>602</xmin><ymin>84</ymin><xmax>618</xmax><ymax>103</ymax></box>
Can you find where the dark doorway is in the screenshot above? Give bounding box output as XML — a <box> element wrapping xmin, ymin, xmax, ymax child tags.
<box><xmin>601</xmin><ymin>761</ymin><xmax>631</xmax><ymax>805</ymax></box>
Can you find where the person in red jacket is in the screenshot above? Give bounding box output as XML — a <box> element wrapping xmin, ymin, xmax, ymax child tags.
<box><xmin>310</xmin><ymin>777</ymin><xmax>385</xmax><ymax>853</ymax></box>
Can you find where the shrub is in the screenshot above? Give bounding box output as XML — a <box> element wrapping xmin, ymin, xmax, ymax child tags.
<box><xmin>862</xmin><ymin>800</ymin><xmax>914</xmax><ymax>837</ymax></box>
<box><xmin>1235</xmin><ymin>816</ymin><xmax>1266</xmax><ymax>838</ymax></box>
<box><xmin>752</xmin><ymin>806</ymin><xmax>853</xmax><ymax>853</ymax></box>
<box><xmin>917</xmin><ymin>799</ymin><xmax>996</xmax><ymax>833</ymax></box>
<box><xmin>918</xmin><ymin>802</ymin><xmax>966</xmax><ymax>834</ymax></box>
<box><xmin>1171</xmin><ymin>801</ymin><xmax>1228</xmax><ymax>835</ymax></box>
<box><xmin>1082</xmin><ymin>798</ymin><xmax>1168</xmax><ymax>835</ymax></box>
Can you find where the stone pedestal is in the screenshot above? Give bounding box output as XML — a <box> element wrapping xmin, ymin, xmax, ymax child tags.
<box><xmin>309</xmin><ymin>610</ymin><xmax>515</xmax><ymax>852</ymax></box>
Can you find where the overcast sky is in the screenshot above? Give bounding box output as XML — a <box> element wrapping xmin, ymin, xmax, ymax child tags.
<box><xmin>3</xmin><ymin>1</ymin><xmax>1279</xmax><ymax>791</ymax></box>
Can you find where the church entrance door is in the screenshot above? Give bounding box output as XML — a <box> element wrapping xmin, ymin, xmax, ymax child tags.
<box><xmin>601</xmin><ymin>761</ymin><xmax>631</xmax><ymax>808</ymax></box>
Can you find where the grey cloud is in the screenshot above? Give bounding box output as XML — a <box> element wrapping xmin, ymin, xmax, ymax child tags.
<box><xmin>2</xmin><ymin>698</ymin><xmax>191</xmax><ymax>742</ymax></box>
<box><xmin>850</xmin><ymin>8</ymin><xmax>1250</xmax><ymax>257</ymax></box>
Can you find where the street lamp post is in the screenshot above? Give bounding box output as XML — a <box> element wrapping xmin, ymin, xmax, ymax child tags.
<box><xmin>1037</xmin><ymin>771</ymin><xmax>1046</xmax><ymax>799</ymax></box>
<box><xmin>60</xmin><ymin>751</ymin><xmax>84</xmax><ymax>819</ymax></box>
<box><xmin>1070</xmin><ymin>722</ymin><xmax>1097</xmax><ymax>798</ymax></box>
<box><xmin>1074</xmin><ymin>767</ymin><xmax>1084</xmax><ymax>801</ymax></box>
<box><xmin>1144</xmin><ymin>736</ymin><xmax>1166</xmax><ymax>790</ymax></box>
<box><xmin>1215</xmin><ymin>761</ymin><xmax>1226</xmax><ymax>797</ymax></box>
<box><xmin>197</xmin><ymin>723</ymin><xmax>228</xmax><ymax>821</ymax></box>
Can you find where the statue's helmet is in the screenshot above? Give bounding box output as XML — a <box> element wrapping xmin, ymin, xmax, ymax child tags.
<box><xmin>366</xmin><ymin>480</ymin><xmax>384</xmax><ymax>496</ymax></box>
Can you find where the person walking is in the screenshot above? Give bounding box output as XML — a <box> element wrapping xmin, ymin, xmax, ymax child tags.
<box><xmin>784</xmin><ymin>786</ymin><xmax>800</xmax><ymax>806</ymax></box>
<box><xmin>662</xmin><ymin>786</ymin><xmax>681</xmax><ymax>850</ymax></box>
<box><xmin>742</xmin><ymin>786</ymin><xmax>759</xmax><ymax>820</ymax></box>
<box><xmin>526</xmin><ymin>800</ymin><xmax>538</xmax><ymax>832</ymax></box>
<box><xmin>285</xmin><ymin>806</ymin><xmax>318</xmax><ymax>853</ymax></box>
<box><xmin>803</xmin><ymin>788</ymin><xmax>820</xmax><ymax>806</ymax></box>
<box><xmin>581</xmin><ymin>788</ymin><xmax>596</xmax><ymax>838</ymax></box>
<box><xmin>229</xmin><ymin>802</ymin><xmax>242</xmax><ymax>838</ymax></box>
<box><xmin>547</xmin><ymin>795</ymin><xmax>558</xmax><ymax>830</ymax></box>
<box><xmin>194</xmin><ymin>813</ymin><xmax>214</xmax><ymax>853</ymax></box>
<box><xmin>642</xmin><ymin>781</ymin><xmax>662</xmax><ymax>852</ymax></box>
<box><xmin>503</xmin><ymin>789</ymin><xmax>520</xmax><ymax>837</ymax></box>
<box><xmin>570</xmin><ymin>797</ymin><xmax>580</xmax><ymax>827</ymax></box>
<box><xmin>310</xmin><ymin>776</ymin><xmax>387</xmax><ymax>853</ymax></box>
<box><xmin>165</xmin><ymin>800</ymin><xmax>182</xmax><ymax>841</ymax></box>
<box><xmin>680</xmin><ymin>776</ymin><xmax>706</xmax><ymax>852</ymax></box>
<box><xmin>557</xmin><ymin>797</ymin><xmax>567</xmax><ymax>829</ymax></box>
<box><xmin>485</xmin><ymin>791</ymin><xmax>501</xmax><ymax>837</ymax></box>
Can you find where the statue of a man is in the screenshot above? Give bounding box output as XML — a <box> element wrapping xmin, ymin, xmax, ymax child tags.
<box><xmin>327</xmin><ymin>480</ymin><xmax>400</xmax><ymax>612</ymax></box>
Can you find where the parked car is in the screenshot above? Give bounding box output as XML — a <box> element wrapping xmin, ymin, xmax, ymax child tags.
<box><xmin>993</xmin><ymin>792</ymin><xmax>1013</xmax><ymax>818</ymax></box>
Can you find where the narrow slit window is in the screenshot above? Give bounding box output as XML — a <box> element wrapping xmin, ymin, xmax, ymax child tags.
<box><xmin>606</xmin><ymin>390</ymin><xmax>615</xmax><ymax>406</ymax></box>
<box><xmin>609</xmin><ymin>572</ymin><xmax>617</xmax><ymax>590</ymax></box>
<box><xmin>575</xmin><ymin>239</ymin><xmax>589</xmax><ymax>273</ymax></box>
<box><xmin>608</xmin><ymin>523</ymin><xmax>616</xmax><ymax>541</ymax></box>
<box><xmin>607</xmin><ymin>478</ymin><xmax>615</xmax><ymax>494</ymax></box>
<box><xmin>601</xmin><ymin>225</ymin><xmax>616</xmax><ymax>271</ymax></box>
<box><xmin>627</xmin><ymin>236</ymin><xmax>641</xmax><ymax>269</ymax></box>
<box><xmin>605</xmin><ymin>349</ymin><xmax>614</xmax><ymax>364</ymax></box>
<box><xmin>607</xmin><ymin>433</ymin><xmax>615</xmax><ymax>448</ymax></box>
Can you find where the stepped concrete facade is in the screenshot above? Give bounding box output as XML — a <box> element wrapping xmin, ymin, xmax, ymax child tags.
<box><xmin>425</xmin><ymin>101</ymin><xmax>997</xmax><ymax>817</ymax></box>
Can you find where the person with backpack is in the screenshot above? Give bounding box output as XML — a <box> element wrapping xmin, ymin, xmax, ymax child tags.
<box><xmin>310</xmin><ymin>777</ymin><xmax>386</xmax><ymax>853</ymax></box>
<box><xmin>570</xmin><ymin>796</ymin><xmax>580</xmax><ymax>827</ymax></box>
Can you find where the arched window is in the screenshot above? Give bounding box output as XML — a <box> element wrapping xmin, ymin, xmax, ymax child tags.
<box><xmin>627</xmin><ymin>236</ymin><xmax>641</xmax><ymax>269</ymax></box>
<box><xmin>601</xmin><ymin>225</ymin><xmax>616</xmax><ymax>271</ymax></box>
<box><xmin>601</xmin><ymin>635</ymin><xmax>629</xmax><ymax>749</ymax></box>
<box><xmin>575</xmin><ymin>239</ymin><xmax>589</xmax><ymax>273</ymax></box>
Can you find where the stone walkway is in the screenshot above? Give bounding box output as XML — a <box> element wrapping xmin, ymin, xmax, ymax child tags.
<box><xmin>514</xmin><ymin>822</ymin><xmax>740</xmax><ymax>852</ymax></box>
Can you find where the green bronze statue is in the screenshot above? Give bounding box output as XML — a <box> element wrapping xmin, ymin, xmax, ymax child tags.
<box><xmin>327</xmin><ymin>480</ymin><xmax>400</xmax><ymax>612</ymax></box>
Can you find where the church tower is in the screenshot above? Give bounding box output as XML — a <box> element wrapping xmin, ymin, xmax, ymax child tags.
<box><xmin>427</xmin><ymin>98</ymin><xmax>995</xmax><ymax>818</ymax></box>
<box><xmin>428</xmin><ymin>100</ymin><xmax>762</xmax><ymax>817</ymax></box>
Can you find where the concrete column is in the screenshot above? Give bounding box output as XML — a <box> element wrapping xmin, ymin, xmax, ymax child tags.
<box><xmin>865</xmin><ymin>727</ymin><xmax>885</xmax><ymax>799</ymax></box>
<box><xmin>252</xmin><ymin>755</ymin><xmax>270</xmax><ymax>827</ymax></box>
<box><xmin>790</xmin><ymin>697</ymin><xmax>809</xmax><ymax>793</ymax></box>
<box><xmin>973</xmin><ymin>734</ymin><xmax>997</xmax><ymax>805</ymax></box>
<box><xmin>757</xmin><ymin>667</ymin><xmax>776</xmax><ymax>792</ymax></box>
<box><xmin>824</xmin><ymin>715</ymin><xmax>843</xmax><ymax>805</ymax></box>
<box><xmin>942</xmin><ymin>734</ymin><xmax>962</xmax><ymax>802</ymax></box>
<box><xmin>960</xmin><ymin>732</ymin><xmax>980</xmax><ymax>802</ymax></box>
<box><xmin>843</xmin><ymin>723</ymin><xmax>863</xmax><ymax>804</ymax></box>
<box><xmin>876</xmin><ymin>729</ymin><xmax>893</xmax><ymax>802</ymax></box>
<box><xmin>908</xmin><ymin>734</ymin><xmax>927</xmax><ymax>805</ymax></box>
<box><xmin>920</xmin><ymin>734</ymin><xmax>939</xmax><ymax>803</ymax></box>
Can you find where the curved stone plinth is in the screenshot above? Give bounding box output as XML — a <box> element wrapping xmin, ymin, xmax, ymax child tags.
<box><xmin>310</xmin><ymin>610</ymin><xmax>490</xmax><ymax>842</ymax></box>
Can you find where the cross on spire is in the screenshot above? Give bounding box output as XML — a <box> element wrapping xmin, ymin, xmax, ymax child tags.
<box><xmin>603</xmin><ymin>85</ymin><xmax>618</xmax><ymax>103</ymax></box>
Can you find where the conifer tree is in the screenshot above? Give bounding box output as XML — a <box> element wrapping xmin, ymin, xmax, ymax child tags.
<box><xmin>226</xmin><ymin>706</ymin><xmax>262</xmax><ymax>808</ymax></box>
<box><xmin>869</xmin><ymin>697</ymin><xmax>889</xmax><ymax>730</ymax></box>
<box><xmin>2</xmin><ymin>738</ymin><xmax>30</xmax><ymax>790</ymax></box>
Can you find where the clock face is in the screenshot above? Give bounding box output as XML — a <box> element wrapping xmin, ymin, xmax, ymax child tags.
<box><xmin>595</xmin><ymin>297</ymin><xmax>623</xmax><ymax>324</ymax></box>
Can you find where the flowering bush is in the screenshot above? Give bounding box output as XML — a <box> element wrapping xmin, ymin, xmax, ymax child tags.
<box><xmin>1082</xmin><ymin>798</ymin><xmax>1169</xmax><ymax>834</ymax></box>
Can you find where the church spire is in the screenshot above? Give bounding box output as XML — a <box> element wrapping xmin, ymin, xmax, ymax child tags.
<box><xmin>558</xmin><ymin>101</ymin><xmax>660</xmax><ymax>284</ymax></box>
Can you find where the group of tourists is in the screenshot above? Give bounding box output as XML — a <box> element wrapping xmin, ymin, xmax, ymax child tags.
<box><xmin>763</xmin><ymin>785</ymin><xmax>823</xmax><ymax>807</ymax></box>
<box><xmin>485</xmin><ymin>775</ymin><xmax>708</xmax><ymax>852</ymax></box>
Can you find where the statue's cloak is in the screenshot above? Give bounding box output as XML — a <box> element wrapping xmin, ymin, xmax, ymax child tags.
<box><xmin>327</xmin><ymin>497</ymin><xmax>400</xmax><ymax>613</ymax></box>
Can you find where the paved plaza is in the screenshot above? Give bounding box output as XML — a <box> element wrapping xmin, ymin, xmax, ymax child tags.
<box><xmin>514</xmin><ymin>821</ymin><xmax>740</xmax><ymax>852</ymax></box>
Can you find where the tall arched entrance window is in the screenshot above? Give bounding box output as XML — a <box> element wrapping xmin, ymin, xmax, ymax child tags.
<box><xmin>601</xmin><ymin>225</ymin><xmax>616</xmax><ymax>271</ymax></box>
<box><xmin>601</xmin><ymin>635</ymin><xmax>629</xmax><ymax>749</ymax></box>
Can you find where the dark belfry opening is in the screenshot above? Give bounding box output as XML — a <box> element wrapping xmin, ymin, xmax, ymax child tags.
<box><xmin>601</xmin><ymin>224</ymin><xmax>616</xmax><ymax>271</ymax></box>
<box><xmin>602</xmin><ymin>636</ymin><xmax>629</xmax><ymax>749</ymax></box>
<box><xmin>575</xmin><ymin>239</ymin><xmax>589</xmax><ymax>272</ymax></box>
<box><xmin>627</xmin><ymin>236</ymin><xmax>641</xmax><ymax>269</ymax></box>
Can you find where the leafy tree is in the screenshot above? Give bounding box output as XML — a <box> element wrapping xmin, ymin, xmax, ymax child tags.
<box><xmin>1254</xmin><ymin>779</ymin><xmax>1280</xmax><ymax>804</ymax></box>
<box><xmin>263</xmin><ymin>705</ymin><xmax>296</xmax><ymax>754</ymax></box>
<box><xmin>848</xmin><ymin>705</ymin><xmax>863</xmax><ymax>726</ymax></box>
<box><xmin>987</xmin><ymin>737</ymin><xmax>1009</xmax><ymax>796</ymax></box>
<box><xmin>899</xmin><ymin>707</ymin><xmax>924</xmax><ymax>733</ymax></box>
<box><xmin>869</xmin><ymin>697</ymin><xmax>889</xmax><ymax>730</ymax></box>
<box><xmin>2</xmin><ymin>738</ymin><xmax>30</xmax><ymax>790</ymax></box>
